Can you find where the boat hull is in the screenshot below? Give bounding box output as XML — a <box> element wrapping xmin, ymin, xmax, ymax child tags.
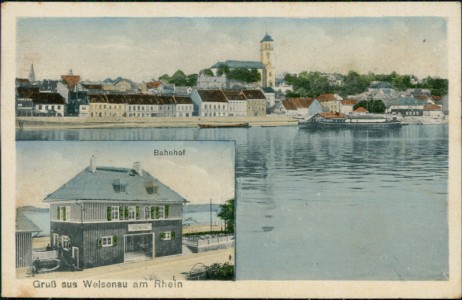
<box><xmin>299</xmin><ymin>121</ymin><xmax>402</xmax><ymax>129</ymax></box>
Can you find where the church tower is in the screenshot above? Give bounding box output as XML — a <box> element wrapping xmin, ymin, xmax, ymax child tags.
<box><xmin>260</xmin><ymin>33</ymin><xmax>275</xmax><ymax>88</ymax></box>
<box><xmin>29</xmin><ymin>63</ymin><xmax>36</xmax><ymax>82</ymax></box>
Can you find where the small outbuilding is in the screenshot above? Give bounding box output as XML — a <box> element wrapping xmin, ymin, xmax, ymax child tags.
<box><xmin>16</xmin><ymin>210</ymin><xmax>41</xmax><ymax>268</ymax></box>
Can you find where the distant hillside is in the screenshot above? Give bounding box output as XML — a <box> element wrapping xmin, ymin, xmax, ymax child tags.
<box><xmin>18</xmin><ymin>206</ymin><xmax>49</xmax><ymax>213</ymax></box>
<box><xmin>183</xmin><ymin>204</ymin><xmax>220</xmax><ymax>213</ymax></box>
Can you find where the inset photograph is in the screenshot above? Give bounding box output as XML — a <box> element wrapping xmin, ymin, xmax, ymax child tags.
<box><xmin>15</xmin><ymin>141</ymin><xmax>235</xmax><ymax>281</ymax></box>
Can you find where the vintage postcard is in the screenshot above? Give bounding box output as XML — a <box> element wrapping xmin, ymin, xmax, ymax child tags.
<box><xmin>2</xmin><ymin>2</ymin><xmax>461</xmax><ymax>298</ymax></box>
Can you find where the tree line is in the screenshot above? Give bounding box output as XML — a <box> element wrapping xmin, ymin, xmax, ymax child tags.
<box><xmin>201</xmin><ymin>64</ymin><xmax>261</xmax><ymax>84</ymax></box>
<box><xmin>158</xmin><ymin>70</ymin><xmax>198</xmax><ymax>87</ymax></box>
<box><xmin>284</xmin><ymin>71</ymin><xmax>448</xmax><ymax>98</ymax></box>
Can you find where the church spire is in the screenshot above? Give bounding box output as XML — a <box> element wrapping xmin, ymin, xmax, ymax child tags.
<box><xmin>29</xmin><ymin>63</ymin><xmax>36</xmax><ymax>82</ymax></box>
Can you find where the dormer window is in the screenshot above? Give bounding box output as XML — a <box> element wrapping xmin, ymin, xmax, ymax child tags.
<box><xmin>145</xmin><ymin>181</ymin><xmax>159</xmax><ymax>195</ymax></box>
<box><xmin>113</xmin><ymin>179</ymin><xmax>127</xmax><ymax>193</ymax></box>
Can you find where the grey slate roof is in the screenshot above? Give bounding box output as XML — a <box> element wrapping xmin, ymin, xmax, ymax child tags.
<box><xmin>210</xmin><ymin>60</ymin><xmax>265</xmax><ymax>69</ymax></box>
<box><xmin>388</xmin><ymin>97</ymin><xmax>424</xmax><ymax>106</ymax></box>
<box><xmin>44</xmin><ymin>166</ymin><xmax>186</xmax><ymax>204</ymax></box>
<box><xmin>16</xmin><ymin>210</ymin><xmax>41</xmax><ymax>233</ymax></box>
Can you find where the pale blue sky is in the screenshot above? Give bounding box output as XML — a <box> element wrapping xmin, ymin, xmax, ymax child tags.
<box><xmin>17</xmin><ymin>17</ymin><xmax>447</xmax><ymax>81</ymax></box>
<box><xmin>16</xmin><ymin>141</ymin><xmax>235</xmax><ymax>208</ymax></box>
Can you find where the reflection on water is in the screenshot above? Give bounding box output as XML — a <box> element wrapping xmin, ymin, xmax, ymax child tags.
<box><xmin>17</xmin><ymin>125</ymin><xmax>449</xmax><ymax>280</ymax></box>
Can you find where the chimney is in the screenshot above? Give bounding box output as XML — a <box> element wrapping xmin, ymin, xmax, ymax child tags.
<box><xmin>133</xmin><ymin>161</ymin><xmax>143</xmax><ymax>176</ymax></box>
<box><xmin>90</xmin><ymin>155</ymin><xmax>97</xmax><ymax>173</ymax></box>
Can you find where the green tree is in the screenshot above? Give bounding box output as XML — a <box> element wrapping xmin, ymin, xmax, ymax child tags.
<box><xmin>419</xmin><ymin>76</ymin><xmax>448</xmax><ymax>96</ymax></box>
<box><xmin>205</xmin><ymin>263</ymin><xmax>234</xmax><ymax>280</ymax></box>
<box><xmin>391</xmin><ymin>74</ymin><xmax>412</xmax><ymax>91</ymax></box>
<box><xmin>341</xmin><ymin>71</ymin><xmax>371</xmax><ymax>96</ymax></box>
<box><xmin>216</xmin><ymin>64</ymin><xmax>230</xmax><ymax>76</ymax></box>
<box><xmin>217</xmin><ymin>199</ymin><xmax>234</xmax><ymax>233</ymax></box>
<box><xmin>169</xmin><ymin>70</ymin><xmax>188</xmax><ymax>86</ymax></box>
<box><xmin>200</xmin><ymin>68</ymin><xmax>214</xmax><ymax>77</ymax></box>
<box><xmin>227</xmin><ymin>68</ymin><xmax>261</xmax><ymax>83</ymax></box>
<box><xmin>353</xmin><ymin>100</ymin><xmax>386</xmax><ymax>113</ymax></box>
<box><xmin>158</xmin><ymin>74</ymin><xmax>170</xmax><ymax>81</ymax></box>
<box><xmin>186</xmin><ymin>73</ymin><xmax>198</xmax><ymax>87</ymax></box>
<box><xmin>285</xmin><ymin>90</ymin><xmax>301</xmax><ymax>98</ymax></box>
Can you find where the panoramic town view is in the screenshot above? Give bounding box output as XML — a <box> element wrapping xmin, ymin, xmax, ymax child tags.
<box><xmin>15</xmin><ymin>18</ymin><xmax>448</xmax><ymax>129</ymax></box>
<box><xmin>13</xmin><ymin>16</ymin><xmax>451</xmax><ymax>284</ymax></box>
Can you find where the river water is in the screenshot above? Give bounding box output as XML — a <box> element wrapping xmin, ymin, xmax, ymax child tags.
<box><xmin>17</xmin><ymin>125</ymin><xmax>449</xmax><ymax>280</ymax></box>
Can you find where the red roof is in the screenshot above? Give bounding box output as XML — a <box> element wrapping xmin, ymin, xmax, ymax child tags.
<box><xmin>146</xmin><ymin>81</ymin><xmax>162</xmax><ymax>88</ymax></box>
<box><xmin>340</xmin><ymin>99</ymin><xmax>357</xmax><ymax>105</ymax></box>
<box><xmin>61</xmin><ymin>75</ymin><xmax>81</xmax><ymax>87</ymax></box>
<box><xmin>354</xmin><ymin>107</ymin><xmax>368</xmax><ymax>113</ymax></box>
<box><xmin>317</xmin><ymin>94</ymin><xmax>339</xmax><ymax>102</ymax></box>
<box><xmin>417</xmin><ymin>95</ymin><xmax>429</xmax><ymax>101</ymax></box>
<box><xmin>282</xmin><ymin>99</ymin><xmax>297</xmax><ymax>110</ymax></box>
<box><xmin>423</xmin><ymin>104</ymin><xmax>441</xmax><ymax>111</ymax></box>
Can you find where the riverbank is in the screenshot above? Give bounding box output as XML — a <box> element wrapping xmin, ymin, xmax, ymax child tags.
<box><xmin>16</xmin><ymin>116</ymin><xmax>298</xmax><ymax>130</ymax></box>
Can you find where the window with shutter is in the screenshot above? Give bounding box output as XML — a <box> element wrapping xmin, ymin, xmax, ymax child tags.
<box><xmin>97</xmin><ymin>238</ymin><xmax>102</xmax><ymax>248</ymax></box>
<box><xmin>57</xmin><ymin>206</ymin><xmax>61</xmax><ymax>220</ymax></box>
<box><xmin>165</xmin><ymin>205</ymin><xmax>169</xmax><ymax>218</ymax></box>
<box><xmin>107</xmin><ymin>207</ymin><xmax>112</xmax><ymax>221</ymax></box>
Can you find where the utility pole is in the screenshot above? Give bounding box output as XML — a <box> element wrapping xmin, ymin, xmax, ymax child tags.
<box><xmin>210</xmin><ymin>198</ymin><xmax>212</xmax><ymax>232</ymax></box>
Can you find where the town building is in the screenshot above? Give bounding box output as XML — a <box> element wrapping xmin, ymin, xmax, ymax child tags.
<box><xmin>386</xmin><ymin>97</ymin><xmax>425</xmax><ymax>116</ymax></box>
<box><xmin>262</xmin><ymin>87</ymin><xmax>276</xmax><ymax>109</ymax></box>
<box><xmin>191</xmin><ymin>89</ymin><xmax>229</xmax><ymax>117</ymax></box>
<box><xmin>101</xmin><ymin>77</ymin><xmax>140</xmax><ymax>93</ymax></box>
<box><xmin>174</xmin><ymin>96</ymin><xmax>194</xmax><ymax>117</ymax></box>
<box><xmin>16</xmin><ymin>210</ymin><xmax>41</xmax><ymax>268</ymax></box>
<box><xmin>281</xmin><ymin>98</ymin><xmax>298</xmax><ymax>118</ymax></box>
<box><xmin>242</xmin><ymin>89</ymin><xmax>267</xmax><ymax>117</ymax></box>
<box><xmin>44</xmin><ymin>157</ymin><xmax>186</xmax><ymax>269</ymax></box>
<box><xmin>86</xmin><ymin>94</ymin><xmax>126</xmax><ymax>118</ymax></box>
<box><xmin>145</xmin><ymin>81</ymin><xmax>163</xmax><ymax>94</ymax></box>
<box><xmin>16</xmin><ymin>86</ymin><xmax>39</xmax><ymax>116</ymax></box>
<box><xmin>125</xmin><ymin>94</ymin><xmax>160</xmax><ymax>117</ymax></box>
<box><xmin>174</xmin><ymin>86</ymin><xmax>193</xmax><ymax>96</ymax></box>
<box><xmin>423</xmin><ymin>104</ymin><xmax>444</xmax><ymax>118</ymax></box>
<box><xmin>31</xmin><ymin>93</ymin><xmax>66</xmax><ymax>116</ymax></box>
<box><xmin>316</xmin><ymin>93</ymin><xmax>342</xmax><ymax>113</ymax></box>
<box><xmin>222</xmin><ymin>90</ymin><xmax>247</xmax><ymax>117</ymax></box>
<box><xmin>40</xmin><ymin>80</ymin><xmax>59</xmax><ymax>93</ymax></box>
<box><xmin>157</xmin><ymin>96</ymin><xmax>176</xmax><ymax>117</ymax></box>
<box><xmin>339</xmin><ymin>99</ymin><xmax>357</xmax><ymax>115</ymax></box>
<box><xmin>281</xmin><ymin>98</ymin><xmax>323</xmax><ymax>119</ymax></box>
<box><xmin>196</xmin><ymin>75</ymin><xmax>229</xmax><ymax>90</ymax></box>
